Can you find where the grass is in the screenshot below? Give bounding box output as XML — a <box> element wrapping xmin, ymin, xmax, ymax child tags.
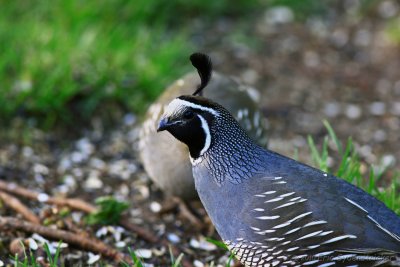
<box><xmin>0</xmin><ymin>1</ymin><xmax>191</xmax><ymax>127</ymax></box>
<box><xmin>307</xmin><ymin>120</ymin><xmax>400</xmax><ymax>215</ymax></box>
<box><xmin>11</xmin><ymin>241</ymin><xmax>61</xmax><ymax>267</ymax></box>
<box><xmin>85</xmin><ymin>196</ymin><xmax>129</xmax><ymax>225</ymax></box>
<box><xmin>0</xmin><ymin>0</ymin><xmax>261</xmax><ymax>128</ymax></box>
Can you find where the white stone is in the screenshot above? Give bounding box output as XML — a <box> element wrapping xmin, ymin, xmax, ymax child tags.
<box><xmin>123</xmin><ymin>113</ymin><xmax>136</xmax><ymax>126</ymax></box>
<box><xmin>85</xmin><ymin>174</ymin><xmax>103</xmax><ymax>189</ymax></box>
<box><xmin>135</xmin><ymin>248</ymin><xmax>152</xmax><ymax>259</ymax></box>
<box><xmin>193</xmin><ymin>260</ymin><xmax>205</xmax><ymax>267</ymax></box>
<box><xmin>28</xmin><ymin>238</ymin><xmax>38</xmax><ymax>250</ymax></box>
<box><xmin>369</xmin><ymin>102</ymin><xmax>386</xmax><ymax>115</ymax></box>
<box><xmin>150</xmin><ymin>201</ymin><xmax>162</xmax><ymax>213</ymax></box>
<box><xmin>37</xmin><ymin>193</ymin><xmax>49</xmax><ymax>202</ymax></box>
<box><xmin>115</xmin><ymin>241</ymin><xmax>126</xmax><ymax>248</ymax></box>
<box><xmin>345</xmin><ymin>104</ymin><xmax>362</xmax><ymax>119</ymax></box>
<box><xmin>167</xmin><ymin>233</ymin><xmax>181</xmax><ymax>244</ymax></box>
<box><xmin>33</xmin><ymin>164</ymin><xmax>49</xmax><ymax>175</ymax></box>
<box><xmin>190</xmin><ymin>238</ymin><xmax>217</xmax><ymax>251</ymax></box>
<box><xmin>87</xmin><ymin>253</ymin><xmax>101</xmax><ymax>265</ymax></box>
<box><xmin>324</xmin><ymin>102</ymin><xmax>340</xmax><ymax>117</ymax></box>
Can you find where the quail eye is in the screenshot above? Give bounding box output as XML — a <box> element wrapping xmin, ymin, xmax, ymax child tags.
<box><xmin>183</xmin><ymin>110</ymin><xmax>195</xmax><ymax>119</ymax></box>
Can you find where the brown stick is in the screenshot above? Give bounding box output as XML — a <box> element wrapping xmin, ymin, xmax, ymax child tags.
<box><xmin>0</xmin><ymin>216</ymin><xmax>132</xmax><ymax>263</ymax></box>
<box><xmin>0</xmin><ymin>181</ymin><xmax>158</xmax><ymax>242</ymax></box>
<box><xmin>119</xmin><ymin>216</ymin><xmax>158</xmax><ymax>243</ymax></box>
<box><xmin>0</xmin><ymin>191</ymin><xmax>40</xmax><ymax>224</ymax></box>
<box><xmin>0</xmin><ymin>181</ymin><xmax>95</xmax><ymax>213</ymax></box>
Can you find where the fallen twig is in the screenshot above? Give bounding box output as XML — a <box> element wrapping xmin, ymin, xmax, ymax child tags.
<box><xmin>0</xmin><ymin>181</ymin><xmax>95</xmax><ymax>213</ymax></box>
<box><xmin>0</xmin><ymin>181</ymin><xmax>158</xmax><ymax>242</ymax></box>
<box><xmin>0</xmin><ymin>216</ymin><xmax>132</xmax><ymax>263</ymax></box>
<box><xmin>118</xmin><ymin>216</ymin><xmax>158</xmax><ymax>243</ymax></box>
<box><xmin>174</xmin><ymin>197</ymin><xmax>203</xmax><ymax>230</ymax></box>
<box><xmin>0</xmin><ymin>191</ymin><xmax>40</xmax><ymax>224</ymax></box>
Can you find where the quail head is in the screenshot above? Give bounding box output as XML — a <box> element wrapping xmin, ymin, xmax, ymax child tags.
<box><xmin>139</xmin><ymin>65</ymin><xmax>268</xmax><ymax>201</ymax></box>
<box><xmin>158</xmin><ymin>53</ymin><xmax>400</xmax><ymax>266</ymax></box>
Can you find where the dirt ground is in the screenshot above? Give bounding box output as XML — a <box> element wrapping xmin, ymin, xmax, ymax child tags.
<box><xmin>0</xmin><ymin>1</ymin><xmax>399</xmax><ymax>266</ymax></box>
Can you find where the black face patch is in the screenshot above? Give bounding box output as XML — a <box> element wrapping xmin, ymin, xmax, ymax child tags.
<box><xmin>165</xmin><ymin>113</ymin><xmax>208</xmax><ymax>159</ymax></box>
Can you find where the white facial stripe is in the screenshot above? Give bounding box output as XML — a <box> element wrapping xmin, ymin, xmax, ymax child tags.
<box><xmin>198</xmin><ymin>114</ymin><xmax>211</xmax><ymax>156</ymax></box>
<box><xmin>165</xmin><ymin>98</ymin><xmax>219</xmax><ymax>117</ymax></box>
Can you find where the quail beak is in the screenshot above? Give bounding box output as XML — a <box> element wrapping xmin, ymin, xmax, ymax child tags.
<box><xmin>158</xmin><ymin>117</ymin><xmax>178</xmax><ymax>132</ymax></box>
<box><xmin>157</xmin><ymin>117</ymin><xmax>168</xmax><ymax>132</ymax></box>
<box><xmin>157</xmin><ymin>117</ymin><xmax>182</xmax><ymax>132</ymax></box>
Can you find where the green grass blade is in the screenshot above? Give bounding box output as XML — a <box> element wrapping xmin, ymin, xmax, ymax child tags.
<box><xmin>323</xmin><ymin>120</ymin><xmax>342</xmax><ymax>154</ymax></box>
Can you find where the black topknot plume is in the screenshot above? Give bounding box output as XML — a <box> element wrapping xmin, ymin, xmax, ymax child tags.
<box><xmin>190</xmin><ymin>53</ymin><xmax>213</xmax><ymax>96</ymax></box>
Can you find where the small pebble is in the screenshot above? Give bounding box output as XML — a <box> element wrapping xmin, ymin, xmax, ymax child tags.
<box><xmin>381</xmin><ymin>154</ymin><xmax>395</xmax><ymax>167</ymax></box>
<box><xmin>390</xmin><ymin>102</ymin><xmax>400</xmax><ymax>115</ymax></box>
<box><xmin>96</xmin><ymin>227</ymin><xmax>108</xmax><ymax>237</ymax></box>
<box><xmin>369</xmin><ymin>102</ymin><xmax>386</xmax><ymax>115</ymax></box>
<box><xmin>71</xmin><ymin>151</ymin><xmax>85</xmax><ymax>163</ymax></box>
<box><xmin>150</xmin><ymin>201</ymin><xmax>162</xmax><ymax>213</ymax></box>
<box><xmin>71</xmin><ymin>212</ymin><xmax>83</xmax><ymax>223</ymax></box>
<box><xmin>324</xmin><ymin>102</ymin><xmax>341</xmax><ymax>118</ymax></box>
<box><xmin>46</xmin><ymin>243</ymin><xmax>57</xmax><ymax>254</ymax></box>
<box><xmin>354</xmin><ymin>29</ymin><xmax>371</xmax><ymax>47</ymax></box>
<box><xmin>241</xmin><ymin>69</ymin><xmax>259</xmax><ymax>85</ymax></box>
<box><xmin>123</xmin><ymin>113</ymin><xmax>136</xmax><ymax>126</ymax></box>
<box><xmin>345</xmin><ymin>104</ymin><xmax>362</xmax><ymax>119</ymax></box>
<box><xmin>373</xmin><ymin>129</ymin><xmax>387</xmax><ymax>142</ymax></box>
<box><xmin>303</xmin><ymin>51</ymin><xmax>320</xmax><ymax>68</ymax></box>
<box><xmin>115</xmin><ymin>241</ymin><xmax>126</xmax><ymax>248</ymax></box>
<box><xmin>33</xmin><ymin>164</ymin><xmax>49</xmax><ymax>175</ymax></box>
<box><xmin>37</xmin><ymin>193</ymin><xmax>49</xmax><ymax>202</ymax></box>
<box><xmin>87</xmin><ymin>253</ymin><xmax>101</xmax><ymax>265</ymax></box>
<box><xmin>193</xmin><ymin>260</ymin><xmax>205</xmax><ymax>267</ymax></box>
<box><xmin>152</xmin><ymin>247</ymin><xmax>166</xmax><ymax>257</ymax></box>
<box><xmin>76</xmin><ymin>138</ymin><xmax>94</xmax><ymax>155</ymax></box>
<box><xmin>135</xmin><ymin>248</ymin><xmax>152</xmax><ymax>259</ymax></box>
<box><xmin>331</xmin><ymin>28</ymin><xmax>348</xmax><ymax>47</ymax></box>
<box><xmin>167</xmin><ymin>233</ymin><xmax>181</xmax><ymax>244</ymax></box>
<box><xmin>84</xmin><ymin>173</ymin><xmax>103</xmax><ymax>189</ymax></box>
<box><xmin>28</xmin><ymin>238</ymin><xmax>38</xmax><ymax>250</ymax></box>
<box><xmin>32</xmin><ymin>233</ymin><xmax>48</xmax><ymax>244</ymax></box>
<box><xmin>190</xmin><ymin>238</ymin><xmax>217</xmax><ymax>251</ymax></box>
<box><xmin>58</xmin><ymin>242</ymin><xmax>68</xmax><ymax>249</ymax></box>
<box><xmin>90</xmin><ymin>158</ymin><xmax>106</xmax><ymax>170</ymax></box>
<box><xmin>22</xmin><ymin>146</ymin><xmax>34</xmax><ymax>158</ymax></box>
<box><xmin>58</xmin><ymin>157</ymin><xmax>72</xmax><ymax>172</ymax></box>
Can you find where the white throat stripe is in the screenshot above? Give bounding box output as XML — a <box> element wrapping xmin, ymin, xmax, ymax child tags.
<box><xmin>166</xmin><ymin>98</ymin><xmax>219</xmax><ymax>117</ymax></box>
<box><xmin>198</xmin><ymin>114</ymin><xmax>211</xmax><ymax>156</ymax></box>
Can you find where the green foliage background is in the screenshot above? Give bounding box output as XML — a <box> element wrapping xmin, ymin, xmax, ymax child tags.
<box><xmin>0</xmin><ymin>0</ymin><xmax>262</xmax><ymax>127</ymax></box>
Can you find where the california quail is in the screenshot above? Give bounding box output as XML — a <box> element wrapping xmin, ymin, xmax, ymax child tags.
<box><xmin>139</xmin><ymin>71</ymin><xmax>268</xmax><ymax>201</ymax></box>
<box><xmin>157</xmin><ymin>53</ymin><xmax>400</xmax><ymax>266</ymax></box>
